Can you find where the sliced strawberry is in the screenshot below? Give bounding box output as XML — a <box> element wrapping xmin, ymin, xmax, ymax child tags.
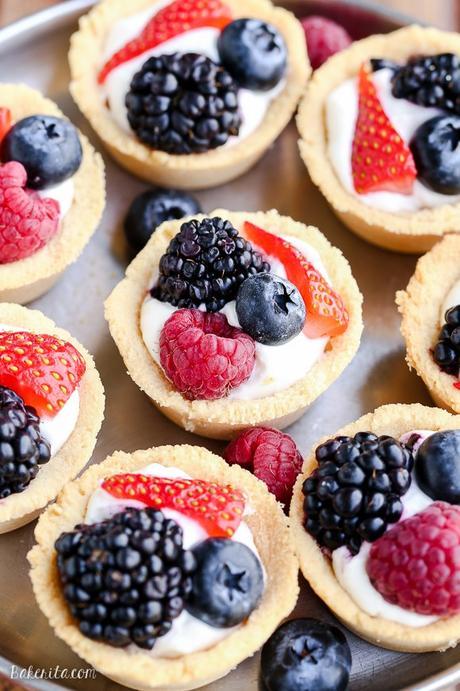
<box><xmin>244</xmin><ymin>221</ymin><xmax>349</xmax><ymax>338</ymax></box>
<box><xmin>0</xmin><ymin>332</ymin><xmax>86</xmax><ymax>417</ymax></box>
<box><xmin>98</xmin><ymin>0</ymin><xmax>232</xmax><ymax>84</ymax></box>
<box><xmin>0</xmin><ymin>108</ymin><xmax>12</xmax><ymax>143</ymax></box>
<box><xmin>102</xmin><ymin>474</ymin><xmax>245</xmax><ymax>538</ymax></box>
<box><xmin>352</xmin><ymin>64</ymin><xmax>417</xmax><ymax>194</ymax></box>
<box><xmin>454</xmin><ymin>381</ymin><xmax>460</xmax><ymax>390</ymax></box>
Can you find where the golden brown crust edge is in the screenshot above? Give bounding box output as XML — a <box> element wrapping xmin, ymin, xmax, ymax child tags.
<box><xmin>28</xmin><ymin>445</ymin><xmax>299</xmax><ymax>691</ymax></box>
<box><xmin>297</xmin><ymin>25</ymin><xmax>460</xmax><ymax>254</ymax></box>
<box><xmin>290</xmin><ymin>402</ymin><xmax>460</xmax><ymax>653</ymax></box>
<box><xmin>104</xmin><ymin>208</ymin><xmax>363</xmax><ymax>440</ymax></box>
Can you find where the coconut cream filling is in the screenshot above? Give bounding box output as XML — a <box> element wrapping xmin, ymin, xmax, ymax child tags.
<box><xmin>37</xmin><ymin>177</ymin><xmax>74</xmax><ymax>221</ymax></box>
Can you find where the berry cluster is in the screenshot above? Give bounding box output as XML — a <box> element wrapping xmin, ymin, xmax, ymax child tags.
<box><xmin>433</xmin><ymin>304</ymin><xmax>460</xmax><ymax>376</ymax></box>
<box><xmin>391</xmin><ymin>53</ymin><xmax>460</xmax><ymax>114</ymax></box>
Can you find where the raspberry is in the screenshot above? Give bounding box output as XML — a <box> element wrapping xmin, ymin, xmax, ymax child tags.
<box><xmin>224</xmin><ymin>427</ymin><xmax>303</xmax><ymax>505</ymax></box>
<box><xmin>159</xmin><ymin>308</ymin><xmax>255</xmax><ymax>400</ymax></box>
<box><xmin>301</xmin><ymin>16</ymin><xmax>352</xmax><ymax>70</ymax></box>
<box><xmin>0</xmin><ymin>161</ymin><xmax>59</xmax><ymax>263</ymax></box>
<box><xmin>367</xmin><ymin>502</ymin><xmax>460</xmax><ymax>616</ymax></box>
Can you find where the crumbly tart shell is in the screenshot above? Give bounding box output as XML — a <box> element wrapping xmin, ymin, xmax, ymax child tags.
<box><xmin>0</xmin><ymin>84</ymin><xmax>105</xmax><ymax>303</ymax></box>
<box><xmin>396</xmin><ymin>234</ymin><xmax>460</xmax><ymax>413</ymax></box>
<box><xmin>28</xmin><ymin>444</ymin><xmax>299</xmax><ymax>691</ymax></box>
<box><xmin>104</xmin><ymin>209</ymin><xmax>363</xmax><ymax>440</ymax></box>
<box><xmin>69</xmin><ymin>0</ymin><xmax>310</xmax><ymax>190</ymax></box>
<box><xmin>297</xmin><ymin>25</ymin><xmax>460</xmax><ymax>254</ymax></box>
<box><xmin>290</xmin><ymin>403</ymin><xmax>460</xmax><ymax>653</ymax></box>
<box><xmin>0</xmin><ymin>303</ymin><xmax>105</xmax><ymax>533</ymax></box>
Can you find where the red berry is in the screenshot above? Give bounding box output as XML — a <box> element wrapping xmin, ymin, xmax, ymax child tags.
<box><xmin>159</xmin><ymin>308</ymin><xmax>255</xmax><ymax>400</ymax></box>
<box><xmin>98</xmin><ymin>0</ymin><xmax>232</xmax><ymax>83</ymax></box>
<box><xmin>243</xmin><ymin>221</ymin><xmax>348</xmax><ymax>339</ymax></box>
<box><xmin>301</xmin><ymin>15</ymin><xmax>352</xmax><ymax>70</ymax></box>
<box><xmin>352</xmin><ymin>64</ymin><xmax>417</xmax><ymax>195</ymax></box>
<box><xmin>0</xmin><ymin>331</ymin><xmax>86</xmax><ymax>417</ymax></box>
<box><xmin>102</xmin><ymin>473</ymin><xmax>245</xmax><ymax>538</ymax></box>
<box><xmin>224</xmin><ymin>427</ymin><xmax>303</xmax><ymax>505</ymax></box>
<box><xmin>367</xmin><ymin>502</ymin><xmax>460</xmax><ymax>616</ymax></box>
<box><xmin>0</xmin><ymin>107</ymin><xmax>12</xmax><ymax>143</ymax></box>
<box><xmin>0</xmin><ymin>161</ymin><xmax>60</xmax><ymax>263</ymax></box>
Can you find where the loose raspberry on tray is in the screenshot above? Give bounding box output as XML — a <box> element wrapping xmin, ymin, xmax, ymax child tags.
<box><xmin>301</xmin><ymin>15</ymin><xmax>352</xmax><ymax>70</ymax></box>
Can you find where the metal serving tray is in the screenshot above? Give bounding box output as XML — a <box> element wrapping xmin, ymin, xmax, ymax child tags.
<box><xmin>0</xmin><ymin>1</ymin><xmax>458</xmax><ymax>689</ymax></box>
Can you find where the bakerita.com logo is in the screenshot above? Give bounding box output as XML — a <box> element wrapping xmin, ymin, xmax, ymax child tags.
<box><xmin>10</xmin><ymin>665</ymin><xmax>97</xmax><ymax>681</ymax></box>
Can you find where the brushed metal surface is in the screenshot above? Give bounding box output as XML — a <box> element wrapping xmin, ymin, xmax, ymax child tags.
<box><xmin>0</xmin><ymin>1</ymin><xmax>458</xmax><ymax>690</ymax></box>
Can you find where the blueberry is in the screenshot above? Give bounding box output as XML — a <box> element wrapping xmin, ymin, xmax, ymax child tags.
<box><xmin>2</xmin><ymin>115</ymin><xmax>82</xmax><ymax>189</ymax></box>
<box><xmin>261</xmin><ymin>618</ymin><xmax>351</xmax><ymax>691</ymax></box>
<box><xmin>124</xmin><ymin>188</ymin><xmax>201</xmax><ymax>252</ymax></box>
<box><xmin>410</xmin><ymin>115</ymin><xmax>460</xmax><ymax>194</ymax></box>
<box><xmin>415</xmin><ymin>430</ymin><xmax>460</xmax><ymax>503</ymax></box>
<box><xmin>236</xmin><ymin>273</ymin><xmax>305</xmax><ymax>345</ymax></box>
<box><xmin>217</xmin><ymin>18</ymin><xmax>287</xmax><ymax>91</ymax></box>
<box><xmin>185</xmin><ymin>538</ymin><xmax>264</xmax><ymax>628</ymax></box>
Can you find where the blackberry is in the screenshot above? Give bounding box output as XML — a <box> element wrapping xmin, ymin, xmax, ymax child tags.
<box><xmin>433</xmin><ymin>304</ymin><xmax>460</xmax><ymax>375</ymax></box>
<box><xmin>302</xmin><ymin>432</ymin><xmax>414</xmax><ymax>555</ymax></box>
<box><xmin>391</xmin><ymin>53</ymin><xmax>460</xmax><ymax>114</ymax></box>
<box><xmin>153</xmin><ymin>217</ymin><xmax>270</xmax><ymax>312</ymax></box>
<box><xmin>125</xmin><ymin>53</ymin><xmax>241</xmax><ymax>155</ymax></box>
<box><xmin>0</xmin><ymin>386</ymin><xmax>51</xmax><ymax>499</ymax></box>
<box><xmin>55</xmin><ymin>507</ymin><xmax>197</xmax><ymax>650</ymax></box>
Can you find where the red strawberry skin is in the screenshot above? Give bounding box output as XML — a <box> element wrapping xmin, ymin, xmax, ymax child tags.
<box><xmin>0</xmin><ymin>108</ymin><xmax>12</xmax><ymax>144</ymax></box>
<box><xmin>0</xmin><ymin>332</ymin><xmax>86</xmax><ymax>417</ymax></box>
<box><xmin>98</xmin><ymin>0</ymin><xmax>232</xmax><ymax>83</ymax></box>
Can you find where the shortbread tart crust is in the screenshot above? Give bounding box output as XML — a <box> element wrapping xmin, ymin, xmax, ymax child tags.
<box><xmin>28</xmin><ymin>444</ymin><xmax>299</xmax><ymax>691</ymax></box>
<box><xmin>69</xmin><ymin>0</ymin><xmax>310</xmax><ymax>190</ymax></box>
<box><xmin>297</xmin><ymin>25</ymin><xmax>460</xmax><ymax>254</ymax></box>
<box><xmin>105</xmin><ymin>209</ymin><xmax>363</xmax><ymax>440</ymax></box>
<box><xmin>0</xmin><ymin>84</ymin><xmax>105</xmax><ymax>304</ymax></box>
<box><xmin>0</xmin><ymin>303</ymin><xmax>105</xmax><ymax>534</ymax></box>
<box><xmin>396</xmin><ymin>234</ymin><xmax>460</xmax><ymax>414</ymax></box>
<box><xmin>290</xmin><ymin>403</ymin><xmax>460</xmax><ymax>653</ymax></box>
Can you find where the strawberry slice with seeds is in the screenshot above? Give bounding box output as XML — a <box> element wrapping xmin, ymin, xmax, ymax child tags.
<box><xmin>98</xmin><ymin>0</ymin><xmax>232</xmax><ymax>84</ymax></box>
<box><xmin>0</xmin><ymin>108</ymin><xmax>12</xmax><ymax>143</ymax></box>
<box><xmin>351</xmin><ymin>64</ymin><xmax>417</xmax><ymax>194</ymax></box>
<box><xmin>102</xmin><ymin>474</ymin><xmax>245</xmax><ymax>538</ymax></box>
<box><xmin>0</xmin><ymin>332</ymin><xmax>86</xmax><ymax>417</ymax></box>
<box><xmin>244</xmin><ymin>221</ymin><xmax>349</xmax><ymax>338</ymax></box>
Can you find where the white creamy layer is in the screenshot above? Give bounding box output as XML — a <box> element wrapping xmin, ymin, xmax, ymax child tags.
<box><xmin>37</xmin><ymin>178</ymin><xmax>74</xmax><ymax>220</ymax></box>
<box><xmin>441</xmin><ymin>279</ymin><xmax>460</xmax><ymax>326</ymax></box>
<box><xmin>140</xmin><ymin>235</ymin><xmax>330</xmax><ymax>401</ymax></box>
<box><xmin>326</xmin><ymin>68</ymin><xmax>460</xmax><ymax>213</ymax></box>
<box><xmin>86</xmin><ymin>462</ymin><xmax>262</xmax><ymax>658</ymax></box>
<box><xmin>100</xmin><ymin>4</ymin><xmax>285</xmax><ymax>147</ymax></box>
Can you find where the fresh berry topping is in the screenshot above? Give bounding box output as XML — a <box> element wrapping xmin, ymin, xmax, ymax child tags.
<box><xmin>392</xmin><ymin>53</ymin><xmax>460</xmax><ymax>114</ymax></box>
<box><xmin>243</xmin><ymin>221</ymin><xmax>348</xmax><ymax>339</ymax></box>
<box><xmin>56</xmin><ymin>507</ymin><xmax>197</xmax><ymax>649</ymax></box>
<box><xmin>301</xmin><ymin>16</ymin><xmax>352</xmax><ymax>70</ymax></box>
<box><xmin>433</xmin><ymin>305</ymin><xmax>460</xmax><ymax>376</ymax></box>
<box><xmin>102</xmin><ymin>473</ymin><xmax>245</xmax><ymax>538</ymax></box>
<box><xmin>217</xmin><ymin>18</ymin><xmax>287</xmax><ymax>91</ymax></box>
<box><xmin>352</xmin><ymin>64</ymin><xmax>417</xmax><ymax>195</ymax></box>
<box><xmin>185</xmin><ymin>538</ymin><xmax>264</xmax><ymax>627</ymax></box>
<box><xmin>0</xmin><ymin>161</ymin><xmax>60</xmax><ymax>263</ymax></box>
<box><xmin>0</xmin><ymin>385</ymin><xmax>51</xmax><ymax>499</ymax></box>
<box><xmin>302</xmin><ymin>432</ymin><xmax>414</xmax><ymax>554</ymax></box>
<box><xmin>154</xmin><ymin>217</ymin><xmax>270</xmax><ymax>312</ymax></box>
<box><xmin>125</xmin><ymin>53</ymin><xmax>240</xmax><ymax>155</ymax></box>
<box><xmin>236</xmin><ymin>273</ymin><xmax>306</xmax><ymax>345</ymax></box>
<box><xmin>370</xmin><ymin>58</ymin><xmax>398</xmax><ymax>73</ymax></box>
<box><xmin>0</xmin><ymin>107</ymin><xmax>12</xmax><ymax>143</ymax></box>
<box><xmin>415</xmin><ymin>430</ymin><xmax>460</xmax><ymax>504</ymax></box>
<box><xmin>261</xmin><ymin>618</ymin><xmax>352</xmax><ymax>691</ymax></box>
<box><xmin>224</xmin><ymin>427</ymin><xmax>303</xmax><ymax>505</ymax></box>
<box><xmin>0</xmin><ymin>331</ymin><xmax>86</xmax><ymax>417</ymax></box>
<box><xmin>98</xmin><ymin>0</ymin><xmax>232</xmax><ymax>84</ymax></box>
<box><xmin>2</xmin><ymin>116</ymin><xmax>82</xmax><ymax>190</ymax></box>
<box><xmin>367</xmin><ymin>501</ymin><xmax>460</xmax><ymax>616</ymax></box>
<box><xmin>410</xmin><ymin>115</ymin><xmax>460</xmax><ymax>195</ymax></box>
<box><xmin>124</xmin><ymin>188</ymin><xmax>201</xmax><ymax>253</ymax></box>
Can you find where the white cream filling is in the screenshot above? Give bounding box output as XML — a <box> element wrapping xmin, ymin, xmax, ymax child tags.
<box><xmin>326</xmin><ymin>68</ymin><xmax>460</xmax><ymax>213</ymax></box>
<box><xmin>441</xmin><ymin>279</ymin><xmax>460</xmax><ymax>327</ymax></box>
<box><xmin>85</xmin><ymin>462</ymin><xmax>263</xmax><ymax>658</ymax></box>
<box><xmin>37</xmin><ymin>177</ymin><xmax>74</xmax><ymax>220</ymax></box>
<box><xmin>140</xmin><ymin>235</ymin><xmax>330</xmax><ymax>401</ymax></box>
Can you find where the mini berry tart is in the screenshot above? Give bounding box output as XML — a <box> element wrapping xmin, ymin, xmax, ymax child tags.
<box><xmin>28</xmin><ymin>444</ymin><xmax>298</xmax><ymax>691</ymax></box>
<box><xmin>290</xmin><ymin>402</ymin><xmax>460</xmax><ymax>653</ymax></box>
<box><xmin>0</xmin><ymin>84</ymin><xmax>105</xmax><ymax>303</ymax></box>
<box><xmin>297</xmin><ymin>25</ymin><xmax>460</xmax><ymax>253</ymax></box>
<box><xmin>105</xmin><ymin>209</ymin><xmax>362</xmax><ymax>439</ymax></box>
<box><xmin>0</xmin><ymin>303</ymin><xmax>104</xmax><ymax>534</ymax></box>
<box><xmin>68</xmin><ymin>0</ymin><xmax>309</xmax><ymax>190</ymax></box>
